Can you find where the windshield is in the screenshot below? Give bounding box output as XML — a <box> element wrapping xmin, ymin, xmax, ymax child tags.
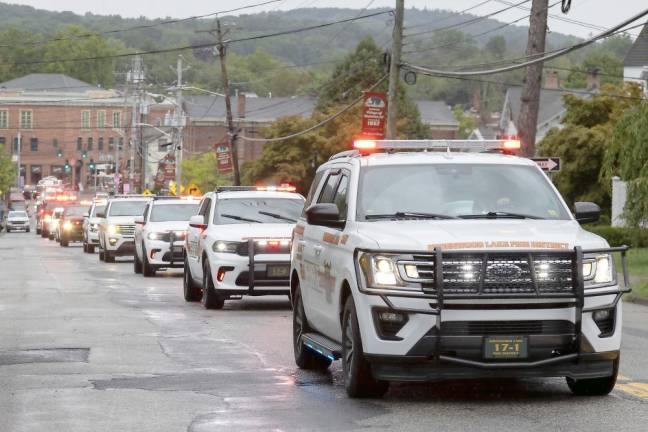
<box><xmin>357</xmin><ymin>164</ymin><xmax>570</xmax><ymax>221</ymax></box>
<box><xmin>53</xmin><ymin>209</ymin><xmax>64</xmax><ymax>218</ymax></box>
<box><xmin>150</xmin><ymin>203</ymin><xmax>199</xmax><ymax>222</ymax></box>
<box><xmin>65</xmin><ymin>206</ymin><xmax>90</xmax><ymax>217</ymax></box>
<box><xmin>214</xmin><ymin>198</ymin><xmax>304</xmax><ymax>224</ymax></box>
<box><xmin>91</xmin><ymin>205</ymin><xmax>106</xmax><ymax>217</ymax></box>
<box><xmin>9</xmin><ymin>211</ymin><xmax>27</xmax><ymax>218</ymax></box>
<box><xmin>108</xmin><ymin>201</ymin><xmax>148</xmax><ymax>217</ymax></box>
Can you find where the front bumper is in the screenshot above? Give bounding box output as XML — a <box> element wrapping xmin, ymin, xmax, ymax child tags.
<box><xmin>7</xmin><ymin>222</ymin><xmax>29</xmax><ymax>230</ymax></box>
<box><xmin>144</xmin><ymin>237</ymin><xmax>185</xmax><ymax>268</ymax></box>
<box><xmin>86</xmin><ymin>230</ymin><xmax>100</xmax><ymax>244</ymax></box>
<box><xmin>352</xmin><ymin>246</ymin><xmax>630</xmax><ymax>381</ymax></box>
<box><xmin>208</xmin><ymin>241</ymin><xmax>290</xmax><ymax>295</ymax></box>
<box><xmin>104</xmin><ymin>235</ymin><xmax>135</xmax><ymax>255</ymax></box>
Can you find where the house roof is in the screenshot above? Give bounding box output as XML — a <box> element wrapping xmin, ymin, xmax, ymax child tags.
<box><xmin>624</xmin><ymin>23</ymin><xmax>648</xmax><ymax>67</ymax></box>
<box><xmin>183</xmin><ymin>95</ymin><xmax>315</xmax><ymax>122</ymax></box>
<box><xmin>415</xmin><ymin>100</ymin><xmax>458</xmax><ymax>127</ymax></box>
<box><xmin>504</xmin><ymin>86</ymin><xmax>590</xmax><ymax>129</ymax></box>
<box><xmin>0</xmin><ymin>73</ymin><xmax>96</xmax><ymax>92</ymax></box>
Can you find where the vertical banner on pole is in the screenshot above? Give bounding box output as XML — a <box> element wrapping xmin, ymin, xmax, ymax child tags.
<box><xmin>361</xmin><ymin>92</ymin><xmax>388</xmax><ymax>140</ymax></box>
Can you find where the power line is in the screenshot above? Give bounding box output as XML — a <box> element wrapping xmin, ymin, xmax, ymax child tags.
<box><xmin>402</xmin><ymin>12</ymin><xmax>648</xmax><ymax>77</ymax></box>
<box><xmin>0</xmin><ymin>11</ymin><xmax>393</xmax><ymax>68</ymax></box>
<box><xmin>0</xmin><ymin>0</ymin><xmax>284</xmax><ymax>49</ymax></box>
<box><xmin>404</xmin><ymin>0</ymin><xmax>495</xmax><ymax>30</ymax></box>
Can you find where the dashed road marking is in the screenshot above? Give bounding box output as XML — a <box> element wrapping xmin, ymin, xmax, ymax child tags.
<box><xmin>617</xmin><ymin>382</ymin><xmax>648</xmax><ymax>399</ymax></box>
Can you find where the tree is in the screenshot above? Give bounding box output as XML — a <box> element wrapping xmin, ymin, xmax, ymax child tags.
<box><xmin>485</xmin><ymin>35</ymin><xmax>506</xmax><ymax>59</ymax></box>
<box><xmin>538</xmin><ymin>83</ymin><xmax>643</xmax><ymax>213</ymax></box>
<box><xmin>0</xmin><ymin>145</ymin><xmax>15</xmax><ymax>197</ymax></box>
<box><xmin>452</xmin><ymin>105</ymin><xmax>476</xmax><ymax>138</ymax></box>
<box><xmin>181</xmin><ymin>152</ymin><xmax>232</xmax><ymax>192</ymax></box>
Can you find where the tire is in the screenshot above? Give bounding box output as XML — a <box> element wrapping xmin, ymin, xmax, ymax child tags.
<box><xmin>26</xmin><ymin>228</ymin><xmax>30</xmax><ymax>233</ymax></box>
<box><xmin>567</xmin><ymin>357</ymin><xmax>619</xmax><ymax>396</ymax></box>
<box><xmin>133</xmin><ymin>251</ymin><xmax>143</xmax><ymax>274</ymax></box>
<box><xmin>293</xmin><ymin>285</ymin><xmax>332</xmax><ymax>370</ymax></box>
<box><xmin>183</xmin><ymin>256</ymin><xmax>201</xmax><ymax>302</ymax></box>
<box><xmin>342</xmin><ymin>295</ymin><xmax>389</xmax><ymax>398</ymax></box>
<box><xmin>48</xmin><ymin>233</ymin><xmax>54</xmax><ymax>240</ymax></box>
<box><xmin>87</xmin><ymin>244</ymin><xmax>95</xmax><ymax>254</ymax></box>
<box><xmin>99</xmin><ymin>248</ymin><xmax>105</xmax><ymax>261</ymax></box>
<box><xmin>105</xmin><ymin>251</ymin><xmax>115</xmax><ymax>263</ymax></box>
<box><xmin>201</xmin><ymin>262</ymin><xmax>224</xmax><ymax>310</ymax></box>
<box><xmin>60</xmin><ymin>238</ymin><xmax>69</xmax><ymax>247</ymax></box>
<box><xmin>142</xmin><ymin>244</ymin><xmax>156</xmax><ymax>277</ymax></box>
<box><xmin>83</xmin><ymin>243</ymin><xmax>88</xmax><ymax>253</ymax></box>
<box><xmin>36</xmin><ymin>228</ymin><xmax>41</xmax><ymax>235</ymax></box>
<box><xmin>41</xmin><ymin>229</ymin><xmax>47</xmax><ymax>238</ymax></box>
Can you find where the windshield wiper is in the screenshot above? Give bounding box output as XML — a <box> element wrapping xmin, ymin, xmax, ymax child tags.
<box><xmin>365</xmin><ymin>212</ymin><xmax>458</xmax><ymax>220</ymax></box>
<box><xmin>220</xmin><ymin>213</ymin><xmax>262</xmax><ymax>223</ymax></box>
<box><xmin>458</xmin><ymin>211</ymin><xmax>544</xmax><ymax>220</ymax></box>
<box><xmin>258</xmin><ymin>211</ymin><xmax>297</xmax><ymax>223</ymax></box>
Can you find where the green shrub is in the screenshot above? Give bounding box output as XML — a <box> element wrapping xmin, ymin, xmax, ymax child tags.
<box><xmin>584</xmin><ymin>225</ymin><xmax>648</xmax><ymax>248</ymax></box>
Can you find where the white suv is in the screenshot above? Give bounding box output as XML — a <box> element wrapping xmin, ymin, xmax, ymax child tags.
<box><xmin>291</xmin><ymin>140</ymin><xmax>630</xmax><ymax>398</ymax></box>
<box><xmin>98</xmin><ymin>196</ymin><xmax>151</xmax><ymax>263</ymax></box>
<box><xmin>133</xmin><ymin>197</ymin><xmax>200</xmax><ymax>277</ymax></box>
<box><xmin>184</xmin><ymin>187</ymin><xmax>304</xmax><ymax>309</ymax></box>
<box><xmin>83</xmin><ymin>198</ymin><xmax>107</xmax><ymax>253</ymax></box>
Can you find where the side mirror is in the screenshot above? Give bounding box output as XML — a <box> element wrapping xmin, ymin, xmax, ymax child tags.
<box><xmin>189</xmin><ymin>215</ymin><xmax>207</xmax><ymax>229</ymax></box>
<box><xmin>96</xmin><ymin>212</ymin><xmax>105</xmax><ymax>218</ymax></box>
<box><xmin>306</xmin><ymin>203</ymin><xmax>345</xmax><ymax>228</ymax></box>
<box><xmin>575</xmin><ymin>202</ymin><xmax>600</xmax><ymax>224</ymax></box>
<box><xmin>134</xmin><ymin>216</ymin><xmax>145</xmax><ymax>225</ymax></box>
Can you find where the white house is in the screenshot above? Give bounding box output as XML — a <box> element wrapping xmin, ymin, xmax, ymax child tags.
<box><xmin>623</xmin><ymin>23</ymin><xmax>648</xmax><ymax>96</ymax></box>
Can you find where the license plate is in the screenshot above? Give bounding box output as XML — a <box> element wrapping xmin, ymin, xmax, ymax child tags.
<box><xmin>484</xmin><ymin>336</ymin><xmax>528</xmax><ymax>359</ymax></box>
<box><xmin>267</xmin><ymin>264</ymin><xmax>290</xmax><ymax>278</ymax></box>
<box><xmin>172</xmin><ymin>245</ymin><xmax>184</xmax><ymax>254</ymax></box>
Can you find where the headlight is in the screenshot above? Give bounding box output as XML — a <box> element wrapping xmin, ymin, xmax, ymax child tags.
<box><xmin>107</xmin><ymin>224</ymin><xmax>117</xmax><ymax>235</ymax></box>
<box><xmin>147</xmin><ymin>231</ymin><xmax>168</xmax><ymax>241</ymax></box>
<box><xmin>212</xmin><ymin>240</ymin><xmax>241</xmax><ymax>253</ymax></box>
<box><xmin>584</xmin><ymin>254</ymin><xmax>615</xmax><ymax>287</ymax></box>
<box><xmin>358</xmin><ymin>253</ymin><xmax>405</xmax><ymax>288</ymax></box>
<box><xmin>63</xmin><ymin>221</ymin><xmax>72</xmax><ymax>230</ymax></box>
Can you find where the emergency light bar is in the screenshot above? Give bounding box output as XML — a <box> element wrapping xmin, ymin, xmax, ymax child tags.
<box><xmin>352</xmin><ymin>139</ymin><xmax>521</xmax><ymax>153</ymax></box>
<box><xmin>216</xmin><ymin>185</ymin><xmax>297</xmax><ymax>193</ymax></box>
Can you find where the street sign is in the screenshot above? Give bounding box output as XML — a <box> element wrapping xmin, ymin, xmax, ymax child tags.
<box><xmin>216</xmin><ymin>142</ymin><xmax>233</xmax><ymax>173</ymax></box>
<box><xmin>361</xmin><ymin>91</ymin><xmax>387</xmax><ymax>139</ymax></box>
<box><xmin>532</xmin><ymin>157</ymin><xmax>561</xmax><ymax>173</ymax></box>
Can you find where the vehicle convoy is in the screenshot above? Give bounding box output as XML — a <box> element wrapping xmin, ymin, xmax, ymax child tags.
<box><xmin>82</xmin><ymin>198</ymin><xmax>107</xmax><ymax>253</ymax></box>
<box><xmin>58</xmin><ymin>204</ymin><xmax>91</xmax><ymax>247</ymax></box>
<box><xmin>4</xmin><ymin>210</ymin><xmax>30</xmax><ymax>233</ymax></box>
<box><xmin>184</xmin><ymin>186</ymin><xmax>304</xmax><ymax>309</ymax></box>
<box><xmin>98</xmin><ymin>195</ymin><xmax>151</xmax><ymax>263</ymax></box>
<box><xmin>133</xmin><ymin>197</ymin><xmax>200</xmax><ymax>277</ymax></box>
<box><xmin>290</xmin><ymin>139</ymin><xmax>631</xmax><ymax>398</ymax></box>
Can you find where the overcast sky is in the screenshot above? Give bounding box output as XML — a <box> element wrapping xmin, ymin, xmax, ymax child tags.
<box><xmin>6</xmin><ymin>0</ymin><xmax>648</xmax><ymax>39</ymax></box>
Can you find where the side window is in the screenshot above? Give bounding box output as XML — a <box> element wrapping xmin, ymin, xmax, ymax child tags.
<box><xmin>199</xmin><ymin>198</ymin><xmax>212</xmax><ymax>224</ymax></box>
<box><xmin>317</xmin><ymin>171</ymin><xmax>341</xmax><ymax>204</ymax></box>
<box><xmin>304</xmin><ymin>170</ymin><xmax>326</xmax><ymax>210</ymax></box>
<box><xmin>143</xmin><ymin>204</ymin><xmax>150</xmax><ymax>221</ymax></box>
<box><xmin>333</xmin><ymin>173</ymin><xmax>350</xmax><ymax>220</ymax></box>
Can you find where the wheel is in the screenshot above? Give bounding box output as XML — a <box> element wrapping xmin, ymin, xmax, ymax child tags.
<box><xmin>293</xmin><ymin>285</ymin><xmax>332</xmax><ymax>370</ymax></box>
<box><xmin>83</xmin><ymin>243</ymin><xmax>88</xmax><ymax>253</ymax></box>
<box><xmin>342</xmin><ymin>295</ymin><xmax>389</xmax><ymax>398</ymax></box>
<box><xmin>48</xmin><ymin>233</ymin><xmax>54</xmax><ymax>240</ymax></box>
<box><xmin>26</xmin><ymin>228</ymin><xmax>30</xmax><ymax>233</ymax></box>
<box><xmin>60</xmin><ymin>238</ymin><xmax>69</xmax><ymax>247</ymax></box>
<box><xmin>99</xmin><ymin>248</ymin><xmax>105</xmax><ymax>261</ymax></box>
<box><xmin>6</xmin><ymin>228</ymin><xmax>10</xmax><ymax>233</ymax></box>
<box><xmin>41</xmin><ymin>229</ymin><xmax>47</xmax><ymax>238</ymax></box>
<box><xmin>36</xmin><ymin>228</ymin><xmax>41</xmax><ymax>235</ymax></box>
<box><xmin>142</xmin><ymin>244</ymin><xmax>156</xmax><ymax>277</ymax></box>
<box><xmin>567</xmin><ymin>357</ymin><xmax>619</xmax><ymax>396</ymax></box>
<box><xmin>183</xmin><ymin>256</ymin><xmax>201</xmax><ymax>302</ymax></box>
<box><xmin>201</xmin><ymin>262</ymin><xmax>224</xmax><ymax>309</ymax></box>
<box><xmin>133</xmin><ymin>251</ymin><xmax>143</xmax><ymax>274</ymax></box>
<box><xmin>105</xmin><ymin>251</ymin><xmax>115</xmax><ymax>263</ymax></box>
<box><xmin>87</xmin><ymin>244</ymin><xmax>95</xmax><ymax>253</ymax></box>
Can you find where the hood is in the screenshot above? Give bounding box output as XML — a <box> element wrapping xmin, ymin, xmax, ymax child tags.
<box><xmin>105</xmin><ymin>215</ymin><xmax>139</xmax><ymax>225</ymax></box>
<box><xmin>147</xmin><ymin>220</ymin><xmax>190</xmax><ymax>231</ymax></box>
<box><xmin>356</xmin><ymin>219</ymin><xmax>606</xmax><ymax>252</ymax></box>
<box><xmin>215</xmin><ymin>223</ymin><xmax>295</xmax><ymax>241</ymax></box>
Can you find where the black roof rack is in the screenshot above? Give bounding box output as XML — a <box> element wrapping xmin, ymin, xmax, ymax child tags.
<box><xmin>152</xmin><ymin>196</ymin><xmax>182</xmax><ymax>201</ymax></box>
<box><xmin>215</xmin><ymin>186</ymin><xmax>257</xmax><ymax>193</ymax></box>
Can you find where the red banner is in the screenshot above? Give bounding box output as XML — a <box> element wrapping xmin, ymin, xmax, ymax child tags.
<box><xmin>216</xmin><ymin>141</ymin><xmax>233</xmax><ymax>173</ymax></box>
<box><xmin>361</xmin><ymin>92</ymin><xmax>388</xmax><ymax>139</ymax></box>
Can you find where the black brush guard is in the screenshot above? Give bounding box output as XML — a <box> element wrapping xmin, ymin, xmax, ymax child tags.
<box><xmin>357</xmin><ymin>246</ymin><xmax>631</xmax><ymax>369</ymax></box>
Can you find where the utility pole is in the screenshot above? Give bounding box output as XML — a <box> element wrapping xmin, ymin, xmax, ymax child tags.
<box><xmin>15</xmin><ymin>132</ymin><xmax>21</xmax><ymax>188</ymax></box>
<box><xmin>175</xmin><ymin>55</ymin><xmax>185</xmax><ymax>193</ymax></box>
<box><xmin>129</xmin><ymin>55</ymin><xmax>144</xmax><ymax>193</ymax></box>
<box><xmin>215</xmin><ymin>19</ymin><xmax>241</xmax><ymax>186</ymax></box>
<box><xmin>386</xmin><ymin>0</ymin><xmax>404</xmax><ymax>140</ymax></box>
<box><xmin>518</xmin><ymin>0</ymin><xmax>549</xmax><ymax>157</ymax></box>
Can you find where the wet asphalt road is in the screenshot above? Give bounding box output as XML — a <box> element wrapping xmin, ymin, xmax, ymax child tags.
<box><xmin>1</xmin><ymin>231</ymin><xmax>648</xmax><ymax>432</ymax></box>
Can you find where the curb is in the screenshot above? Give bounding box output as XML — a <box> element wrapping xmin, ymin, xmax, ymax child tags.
<box><xmin>627</xmin><ymin>295</ymin><xmax>648</xmax><ymax>307</ymax></box>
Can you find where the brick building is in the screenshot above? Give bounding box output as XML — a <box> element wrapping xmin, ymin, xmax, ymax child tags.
<box><xmin>0</xmin><ymin>73</ymin><xmax>137</xmax><ymax>188</ymax></box>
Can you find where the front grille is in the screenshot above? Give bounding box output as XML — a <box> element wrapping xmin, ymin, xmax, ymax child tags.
<box><xmin>441</xmin><ymin>320</ymin><xmax>575</xmax><ymax>336</ymax></box>
<box><xmin>404</xmin><ymin>251</ymin><xmax>575</xmax><ymax>296</ymax></box>
<box><xmin>235</xmin><ymin>240</ymin><xmax>291</xmax><ymax>256</ymax></box>
<box><xmin>117</xmin><ymin>224</ymin><xmax>135</xmax><ymax>236</ymax></box>
<box><xmin>235</xmin><ymin>270</ymin><xmax>290</xmax><ymax>287</ymax></box>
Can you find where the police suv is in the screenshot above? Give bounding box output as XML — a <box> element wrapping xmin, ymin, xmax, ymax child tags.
<box><xmin>98</xmin><ymin>195</ymin><xmax>151</xmax><ymax>263</ymax></box>
<box><xmin>82</xmin><ymin>198</ymin><xmax>107</xmax><ymax>253</ymax></box>
<box><xmin>133</xmin><ymin>196</ymin><xmax>200</xmax><ymax>277</ymax></box>
<box><xmin>291</xmin><ymin>139</ymin><xmax>630</xmax><ymax>398</ymax></box>
<box><xmin>184</xmin><ymin>186</ymin><xmax>304</xmax><ymax>309</ymax></box>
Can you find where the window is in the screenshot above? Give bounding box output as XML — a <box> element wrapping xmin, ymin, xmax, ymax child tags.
<box><xmin>0</xmin><ymin>137</ymin><xmax>5</xmax><ymax>146</ymax></box>
<box><xmin>214</xmin><ymin>198</ymin><xmax>303</xmax><ymax>225</ymax></box>
<box><xmin>150</xmin><ymin>203</ymin><xmax>200</xmax><ymax>222</ymax></box>
<box><xmin>107</xmin><ymin>200</ymin><xmax>148</xmax><ymax>217</ymax></box>
<box><xmin>317</xmin><ymin>170</ymin><xmax>341</xmax><ymax>204</ymax></box>
<box><xmin>97</xmin><ymin>111</ymin><xmax>106</xmax><ymax>129</ymax></box>
<box><xmin>118</xmin><ymin>137</ymin><xmax>124</xmax><ymax>150</ymax></box>
<box><xmin>198</xmin><ymin>198</ymin><xmax>212</xmax><ymax>225</ymax></box>
<box><xmin>77</xmin><ymin>137</ymin><xmax>82</xmax><ymax>151</ymax></box>
<box><xmin>112</xmin><ymin>111</ymin><xmax>121</xmax><ymax>128</ymax></box>
<box><xmin>332</xmin><ymin>173</ymin><xmax>350</xmax><ymax>220</ymax></box>
<box><xmin>20</xmin><ymin>110</ymin><xmax>33</xmax><ymax>129</ymax></box>
<box><xmin>108</xmin><ymin>137</ymin><xmax>114</xmax><ymax>151</ymax></box>
<box><xmin>87</xmin><ymin>137</ymin><xmax>93</xmax><ymax>151</ymax></box>
<box><xmin>98</xmin><ymin>137</ymin><xmax>104</xmax><ymax>151</ymax></box>
<box><xmin>0</xmin><ymin>110</ymin><xmax>8</xmax><ymax>128</ymax></box>
<box><xmin>30</xmin><ymin>137</ymin><xmax>38</xmax><ymax>152</ymax></box>
<box><xmin>53</xmin><ymin>138</ymin><xmax>58</xmax><ymax>148</ymax></box>
<box><xmin>81</xmin><ymin>111</ymin><xmax>90</xmax><ymax>129</ymax></box>
<box><xmin>13</xmin><ymin>137</ymin><xmax>19</xmax><ymax>152</ymax></box>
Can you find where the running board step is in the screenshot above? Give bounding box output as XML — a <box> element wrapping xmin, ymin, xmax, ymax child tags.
<box><xmin>302</xmin><ymin>333</ymin><xmax>342</xmax><ymax>361</ymax></box>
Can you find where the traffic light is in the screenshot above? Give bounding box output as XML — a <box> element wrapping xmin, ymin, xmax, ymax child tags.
<box><xmin>64</xmin><ymin>160</ymin><xmax>71</xmax><ymax>173</ymax></box>
<box><xmin>56</xmin><ymin>149</ymin><xmax>63</xmax><ymax>158</ymax></box>
<box><xmin>88</xmin><ymin>159</ymin><xmax>96</xmax><ymax>173</ymax></box>
<box><xmin>82</xmin><ymin>150</ymin><xmax>88</xmax><ymax>159</ymax></box>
